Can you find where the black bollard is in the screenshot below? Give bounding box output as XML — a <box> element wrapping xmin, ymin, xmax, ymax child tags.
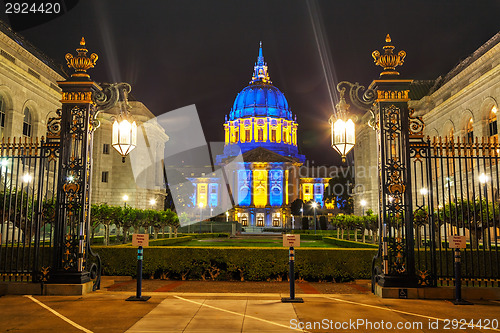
<box><xmin>453</xmin><ymin>248</ymin><xmax>472</xmax><ymax>305</ymax></box>
<box><xmin>126</xmin><ymin>246</ymin><xmax>151</xmax><ymax>301</ymax></box>
<box><xmin>282</xmin><ymin>247</ymin><xmax>303</xmax><ymax>303</ymax></box>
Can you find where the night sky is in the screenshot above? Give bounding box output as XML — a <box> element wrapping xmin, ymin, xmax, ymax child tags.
<box><xmin>1</xmin><ymin>0</ymin><xmax>499</xmax><ymax>165</ymax></box>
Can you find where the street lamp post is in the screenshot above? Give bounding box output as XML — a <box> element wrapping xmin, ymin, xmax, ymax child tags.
<box><xmin>479</xmin><ymin>173</ymin><xmax>488</xmax><ymax>200</ymax></box>
<box><xmin>123</xmin><ymin>194</ymin><xmax>129</xmax><ymax>208</ymax></box>
<box><xmin>199</xmin><ymin>202</ymin><xmax>204</xmax><ymax>233</ymax></box>
<box><xmin>312</xmin><ymin>202</ymin><xmax>318</xmax><ymax>234</ymax></box>
<box><xmin>330</xmin><ymin>87</ymin><xmax>356</xmax><ymax>163</ymax></box>
<box><xmin>360</xmin><ymin>199</ymin><xmax>367</xmax><ymax>216</ymax></box>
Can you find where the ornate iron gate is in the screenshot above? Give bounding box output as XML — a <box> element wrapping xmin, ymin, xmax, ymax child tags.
<box><xmin>0</xmin><ymin>117</ymin><xmax>59</xmax><ymax>282</ymax></box>
<box><xmin>411</xmin><ymin>134</ymin><xmax>500</xmax><ymax>287</ymax></box>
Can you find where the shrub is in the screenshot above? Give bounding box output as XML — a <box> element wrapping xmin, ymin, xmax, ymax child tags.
<box><xmin>92</xmin><ymin>247</ymin><xmax>377</xmax><ymax>282</ymax></box>
<box><xmin>323</xmin><ymin>237</ymin><xmax>378</xmax><ymax>248</ymax></box>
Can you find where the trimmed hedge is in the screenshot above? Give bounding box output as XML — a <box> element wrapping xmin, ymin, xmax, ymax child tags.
<box><xmin>92</xmin><ymin>246</ymin><xmax>377</xmax><ymax>282</ymax></box>
<box><xmin>323</xmin><ymin>237</ymin><xmax>378</xmax><ymax>248</ymax></box>
<box><xmin>149</xmin><ymin>236</ymin><xmax>193</xmax><ymax>246</ymax></box>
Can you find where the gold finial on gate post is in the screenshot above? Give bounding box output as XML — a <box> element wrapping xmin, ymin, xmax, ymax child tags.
<box><xmin>64</xmin><ymin>37</ymin><xmax>98</xmax><ymax>79</ymax></box>
<box><xmin>372</xmin><ymin>34</ymin><xmax>406</xmax><ymax>77</ymax></box>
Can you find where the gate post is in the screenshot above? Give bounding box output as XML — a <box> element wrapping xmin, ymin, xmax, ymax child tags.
<box><xmin>371</xmin><ymin>35</ymin><xmax>417</xmax><ymax>287</ymax></box>
<box><xmin>50</xmin><ymin>38</ymin><xmax>100</xmax><ymax>283</ymax></box>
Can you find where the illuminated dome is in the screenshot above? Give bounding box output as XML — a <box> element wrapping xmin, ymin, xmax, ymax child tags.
<box><xmin>229</xmin><ymin>43</ymin><xmax>293</xmax><ymax>121</ymax></box>
<box><xmin>217</xmin><ymin>42</ymin><xmax>305</xmax><ymax>164</ymax></box>
<box><xmin>229</xmin><ymin>85</ymin><xmax>292</xmax><ymax>120</ymax></box>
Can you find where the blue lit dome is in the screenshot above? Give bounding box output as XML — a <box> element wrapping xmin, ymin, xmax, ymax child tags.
<box><xmin>228</xmin><ymin>43</ymin><xmax>293</xmax><ymax>121</ymax></box>
<box><xmin>217</xmin><ymin>42</ymin><xmax>305</xmax><ymax>164</ymax></box>
<box><xmin>229</xmin><ymin>84</ymin><xmax>292</xmax><ymax>120</ymax></box>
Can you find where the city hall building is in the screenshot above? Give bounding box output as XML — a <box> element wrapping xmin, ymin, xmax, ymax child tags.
<box><xmin>189</xmin><ymin>44</ymin><xmax>334</xmax><ymax>228</ymax></box>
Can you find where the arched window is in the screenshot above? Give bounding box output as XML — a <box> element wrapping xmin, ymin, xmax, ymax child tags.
<box><xmin>23</xmin><ymin>107</ymin><xmax>32</xmax><ymax>137</ymax></box>
<box><xmin>488</xmin><ymin>106</ymin><xmax>498</xmax><ymax>139</ymax></box>
<box><xmin>0</xmin><ymin>96</ymin><xmax>5</xmax><ymax>137</ymax></box>
<box><xmin>466</xmin><ymin>118</ymin><xmax>473</xmax><ymax>142</ymax></box>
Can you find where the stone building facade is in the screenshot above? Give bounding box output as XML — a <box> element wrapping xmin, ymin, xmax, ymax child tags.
<box><xmin>0</xmin><ymin>21</ymin><xmax>167</xmax><ymax>210</ymax></box>
<box><xmin>354</xmin><ymin>32</ymin><xmax>500</xmax><ymax>215</ymax></box>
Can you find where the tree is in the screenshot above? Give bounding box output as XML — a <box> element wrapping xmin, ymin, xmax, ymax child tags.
<box><xmin>301</xmin><ymin>216</ymin><xmax>309</xmax><ymax>230</ymax></box>
<box><xmin>290</xmin><ymin>199</ymin><xmax>304</xmax><ymax>216</ymax></box>
<box><xmin>323</xmin><ymin>169</ymin><xmax>354</xmax><ymax>214</ymax></box>
<box><xmin>319</xmin><ymin>215</ymin><xmax>327</xmax><ymax>230</ymax></box>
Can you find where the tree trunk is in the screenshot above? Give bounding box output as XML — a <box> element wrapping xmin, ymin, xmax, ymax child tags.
<box><xmin>154</xmin><ymin>228</ymin><xmax>159</xmax><ymax>240</ymax></box>
<box><xmin>354</xmin><ymin>229</ymin><xmax>358</xmax><ymax>242</ymax></box>
<box><xmin>174</xmin><ymin>226</ymin><xmax>178</xmax><ymax>238</ymax></box>
<box><xmin>362</xmin><ymin>228</ymin><xmax>366</xmax><ymax>243</ymax></box>
<box><xmin>122</xmin><ymin>229</ymin><xmax>128</xmax><ymax>244</ymax></box>
<box><xmin>104</xmin><ymin>224</ymin><xmax>109</xmax><ymax>246</ymax></box>
<box><xmin>337</xmin><ymin>228</ymin><xmax>340</xmax><ymax>238</ymax></box>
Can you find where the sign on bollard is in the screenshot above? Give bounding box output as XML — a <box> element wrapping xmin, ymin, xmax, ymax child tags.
<box><xmin>282</xmin><ymin>234</ymin><xmax>303</xmax><ymax>303</ymax></box>
<box><xmin>449</xmin><ymin>235</ymin><xmax>466</xmax><ymax>249</ymax></box>
<box><xmin>282</xmin><ymin>234</ymin><xmax>300</xmax><ymax>247</ymax></box>
<box><xmin>132</xmin><ymin>234</ymin><xmax>149</xmax><ymax>247</ymax></box>
<box><xmin>126</xmin><ymin>234</ymin><xmax>151</xmax><ymax>302</ymax></box>
<box><xmin>449</xmin><ymin>235</ymin><xmax>472</xmax><ymax>305</ymax></box>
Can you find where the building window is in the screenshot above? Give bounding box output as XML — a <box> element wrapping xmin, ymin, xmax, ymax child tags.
<box><xmin>273</xmin><ymin>218</ymin><xmax>280</xmax><ymax>227</ymax></box>
<box><xmin>23</xmin><ymin>107</ymin><xmax>32</xmax><ymax>137</ymax></box>
<box><xmin>101</xmin><ymin>171</ymin><xmax>109</xmax><ymax>183</ymax></box>
<box><xmin>256</xmin><ymin>217</ymin><xmax>264</xmax><ymax>227</ymax></box>
<box><xmin>242</xmin><ymin>217</ymin><xmax>248</xmax><ymax>226</ymax></box>
<box><xmin>271</xmin><ymin>129</ymin><xmax>276</xmax><ymax>142</ymax></box>
<box><xmin>258</xmin><ymin>128</ymin><xmax>263</xmax><ymax>141</ymax></box>
<box><xmin>488</xmin><ymin>106</ymin><xmax>497</xmax><ymax>138</ymax></box>
<box><xmin>245</xmin><ymin>129</ymin><xmax>250</xmax><ymax>142</ymax></box>
<box><xmin>103</xmin><ymin>143</ymin><xmax>110</xmax><ymax>154</ymax></box>
<box><xmin>466</xmin><ymin>118</ymin><xmax>473</xmax><ymax>142</ymax></box>
<box><xmin>0</xmin><ymin>96</ymin><xmax>5</xmax><ymax>137</ymax></box>
<box><xmin>235</xmin><ymin>130</ymin><xmax>239</xmax><ymax>143</ymax></box>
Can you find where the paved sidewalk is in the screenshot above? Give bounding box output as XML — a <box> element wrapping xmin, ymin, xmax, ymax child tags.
<box><xmin>0</xmin><ymin>280</ymin><xmax>499</xmax><ymax>332</ymax></box>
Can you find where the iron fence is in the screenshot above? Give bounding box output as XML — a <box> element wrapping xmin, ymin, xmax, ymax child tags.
<box><xmin>411</xmin><ymin>136</ymin><xmax>500</xmax><ymax>287</ymax></box>
<box><xmin>0</xmin><ymin>137</ymin><xmax>59</xmax><ymax>282</ymax></box>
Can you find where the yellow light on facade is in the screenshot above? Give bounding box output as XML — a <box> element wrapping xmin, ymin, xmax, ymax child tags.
<box><xmin>23</xmin><ymin>173</ymin><xmax>32</xmax><ymax>183</ymax></box>
<box><xmin>253</xmin><ymin>169</ymin><xmax>268</xmax><ymax>208</ymax></box>
<box><xmin>112</xmin><ymin>116</ymin><xmax>137</xmax><ymax>162</ymax></box>
<box><xmin>492</xmin><ymin>106</ymin><xmax>498</xmax><ymax>114</ymax></box>
<box><xmin>198</xmin><ymin>202</ymin><xmax>204</xmax><ymax>208</ymax></box>
<box><xmin>149</xmin><ymin>199</ymin><xmax>156</xmax><ymax>206</ymax></box>
<box><xmin>123</xmin><ymin>194</ymin><xmax>129</xmax><ymax>202</ymax></box>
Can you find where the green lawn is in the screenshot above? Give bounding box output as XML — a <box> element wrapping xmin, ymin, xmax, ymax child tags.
<box><xmin>179</xmin><ymin>238</ymin><xmax>339</xmax><ymax>248</ymax></box>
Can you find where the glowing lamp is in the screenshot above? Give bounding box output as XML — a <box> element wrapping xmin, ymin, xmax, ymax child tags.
<box><xmin>112</xmin><ymin>116</ymin><xmax>137</xmax><ymax>162</ymax></box>
<box><xmin>479</xmin><ymin>173</ymin><xmax>488</xmax><ymax>184</ymax></box>
<box><xmin>330</xmin><ymin>87</ymin><xmax>355</xmax><ymax>162</ymax></box>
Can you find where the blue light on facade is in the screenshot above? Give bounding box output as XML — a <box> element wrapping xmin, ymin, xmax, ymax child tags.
<box><xmin>269</xmin><ymin>169</ymin><xmax>283</xmax><ymax>206</ymax></box>
<box><xmin>314</xmin><ymin>183</ymin><xmax>324</xmax><ymax>206</ymax></box>
<box><xmin>209</xmin><ymin>183</ymin><xmax>218</xmax><ymax>207</ymax></box>
<box><xmin>238</xmin><ymin>170</ymin><xmax>252</xmax><ymax>206</ymax></box>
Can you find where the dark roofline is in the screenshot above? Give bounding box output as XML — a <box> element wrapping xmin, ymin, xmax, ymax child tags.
<box><xmin>0</xmin><ymin>20</ymin><xmax>69</xmax><ymax>78</ymax></box>
<box><xmin>429</xmin><ymin>32</ymin><xmax>500</xmax><ymax>94</ymax></box>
